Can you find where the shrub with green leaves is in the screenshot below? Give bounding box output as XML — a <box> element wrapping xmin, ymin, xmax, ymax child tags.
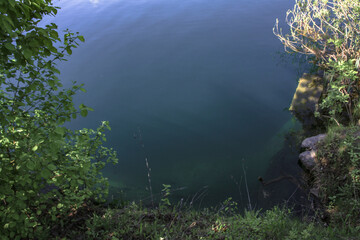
<box><xmin>274</xmin><ymin>0</ymin><xmax>360</xmax><ymax>70</ymax></box>
<box><xmin>274</xmin><ymin>0</ymin><xmax>360</xmax><ymax>124</ymax></box>
<box><xmin>0</xmin><ymin>0</ymin><xmax>117</xmax><ymax>238</ymax></box>
<box><xmin>319</xmin><ymin>59</ymin><xmax>359</xmax><ymax>124</ymax></box>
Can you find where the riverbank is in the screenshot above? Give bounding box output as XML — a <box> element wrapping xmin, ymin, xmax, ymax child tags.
<box><xmin>47</xmin><ymin>198</ymin><xmax>358</xmax><ymax>239</ymax></box>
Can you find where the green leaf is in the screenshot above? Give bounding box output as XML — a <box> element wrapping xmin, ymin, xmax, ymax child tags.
<box><xmin>48</xmin><ymin>164</ymin><xmax>56</xmax><ymax>171</ymax></box>
<box><xmin>65</xmin><ymin>46</ymin><xmax>72</xmax><ymax>55</ymax></box>
<box><xmin>50</xmin><ymin>30</ymin><xmax>59</xmax><ymax>39</ymax></box>
<box><xmin>29</xmin><ymin>39</ymin><xmax>40</xmax><ymax>48</ymax></box>
<box><xmin>23</xmin><ymin>48</ymin><xmax>33</xmax><ymax>59</ymax></box>
<box><xmin>40</xmin><ymin>169</ymin><xmax>52</xmax><ymax>179</ymax></box>
<box><xmin>8</xmin><ymin>0</ymin><xmax>15</xmax><ymax>7</ymax></box>
<box><xmin>55</xmin><ymin>127</ymin><xmax>65</xmax><ymax>135</ymax></box>
<box><xmin>48</xmin><ymin>80</ymin><xmax>55</xmax><ymax>87</ymax></box>
<box><xmin>32</xmin><ymin>145</ymin><xmax>38</xmax><ymax>151</ymax></box>
<box><xmin>26</xmin><ymin>161</ymin><xmax>35</xmax><ymax>170</ymax></box>
<box><xmin>78</xmin><ymin>35</ymin><xmax>85</xmax><ymax>42</ymax></box>
<box><xmin>53</xmin><ymin>68</ymin><xmax>60</xmax><ymax>74</ymax></box>
<box><xmin>4</xmin><ymin>43</ymin><xmax>15</xmax><ymax>51</ymax></box>
<box><xmin>80</xmin><ymin>109</ymin><xmax>88</xmax><ymax>117</ymax></box>
<box><xmin>1</xmin><ymin>18</ymin><xmax>12</xmax><ymax>33</ymax></box>
<box><xmin>49</xmin><ymin>46</ymin><xmax>58</xmax><ymax>53</ymax></box>
<box><xmin>79</xmin><ymin>103</ymin><xmax>85</xmax><ymax>110</ymax></box>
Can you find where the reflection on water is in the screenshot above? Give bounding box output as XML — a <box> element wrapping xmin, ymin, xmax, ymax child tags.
<box><xmin>50</xmin><ymin>0</ymin><xmax>301</xmax><ymax>207</ymax></box>
<box><xmin>89</xmin><ymin>0</ymin><xmax>99</xmax><ymax>5</ymax></box>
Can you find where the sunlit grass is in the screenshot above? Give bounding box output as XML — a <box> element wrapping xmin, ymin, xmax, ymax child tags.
<box><xmin>52</xmin><ymin>199</ymin><xmax>359</xmax><ymax>240</ymax></box>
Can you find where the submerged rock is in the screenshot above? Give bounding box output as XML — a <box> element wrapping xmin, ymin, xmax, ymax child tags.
<box><xmin>289</xmin><ymin>73</ymin><xmax>323</xmax><ymax>128</ymax></box>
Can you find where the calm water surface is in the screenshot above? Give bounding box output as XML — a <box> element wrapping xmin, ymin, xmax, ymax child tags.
<box><xmin>49</xmin><ymin>0</ymin><xmax>301</xmax><ymax>207</ymax></box>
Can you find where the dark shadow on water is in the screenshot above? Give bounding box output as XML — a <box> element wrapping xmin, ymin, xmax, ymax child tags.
<box><xmin>254</xmin><ymin>129</ymin><xmax>315</xmax><ymax>217</ymax></box>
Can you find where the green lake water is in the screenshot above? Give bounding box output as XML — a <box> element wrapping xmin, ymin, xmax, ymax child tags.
<box><xmin>49</xmin><ymin>0</ymin><xmax>304</xmax><ymax>208</ymax></box>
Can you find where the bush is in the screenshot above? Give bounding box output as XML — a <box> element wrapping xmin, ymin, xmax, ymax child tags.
<box><xmin>0</xmin><ymin>0</ymin><xmax>117</xmax><ymax>238</ymax></box>
<box><xmin>274</xmin><ymin>0</ymin><xmax>360</xmax><ymax>70</ymax></box>
<box><xmin>274</xmin><ymin>0</ymin><xmax>360</xmax><ymax>124</ymax></box>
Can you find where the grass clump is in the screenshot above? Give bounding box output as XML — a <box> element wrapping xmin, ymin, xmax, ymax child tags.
<box><xmin>52</xmin><ymin>197</ymin><xmax>358</xmax><ymax>240</ymax></box>
<box><xmin>315</xmin><ymin>125</ymin><xmax>360</xmax><ymax>227</ymax></box>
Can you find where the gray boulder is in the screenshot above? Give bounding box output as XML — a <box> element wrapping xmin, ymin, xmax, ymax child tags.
<box><xmin>299</xmin><ymin>133</ymin><xmax>326</xmax><ymax>171</ymax></box>
<box><xmin>299</xmin><ymin>150</ymin><xmax>317</xmax><ymax>170</ymax></box>
<box><xmin>301</xmin><ymin>134</ymin><xmax>327</xmax><ymax>150</ymax></box>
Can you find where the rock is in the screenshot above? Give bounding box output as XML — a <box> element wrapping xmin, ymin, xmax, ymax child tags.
<box><xmin>299</xmin><ymin>133</ymin><xmax>326</xmax><ymax>171</ymax></box>
<box><xmin>289</xmin><ymin>73</ymin><xmax>323</xmax><ymax>128</ymax></box>
<box><xmin>310</xmin><ymin>188</ymin><xmax>319</xmax><ymax>198</ymax></box>
<box><xmin>299</xmin><ymin>150</ymin><xmax>317</xmax><ymax>170</ymax></box>
<box><xmin>301</xmin><ymin>134</ymin><xmax>327</xmax><ymax>150</ymax></box>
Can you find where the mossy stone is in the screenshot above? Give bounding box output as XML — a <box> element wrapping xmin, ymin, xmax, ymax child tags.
<box><xmin>290</xmin><ymin>73</ymin><xmax>323</xmax><ymax>127</ymax></box>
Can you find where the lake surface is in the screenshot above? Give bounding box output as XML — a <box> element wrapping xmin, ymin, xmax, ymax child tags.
<box><xmin>49</xmin><ymin>0</ymin><xmax>302</xmax><ymax>208</ymax></box>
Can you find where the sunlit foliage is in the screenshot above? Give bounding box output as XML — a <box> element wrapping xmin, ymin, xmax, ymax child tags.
<box><xmin>0</xmin><ymin>0</ymin><xmax>117</xmax><ymax>238</ymax></box>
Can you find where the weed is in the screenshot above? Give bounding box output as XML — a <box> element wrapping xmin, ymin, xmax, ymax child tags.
<box><xmin>316</xmin><ymin>126</ymin><xmax>360</xmax><ymax>226</ymax></box>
